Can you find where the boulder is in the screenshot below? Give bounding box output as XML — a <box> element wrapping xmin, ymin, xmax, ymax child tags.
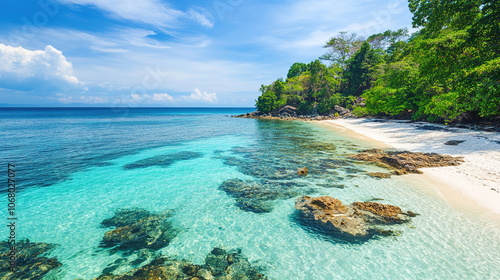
<box><xmin>334</xmin><ymin>105</ymin><xmax>350</xmax><ymax>116</ymax></box>
<box><xmin>295</xmin><ymin>196</ymin><xmax>413</xmax><ymax>241</ymax></box>
<box><xmin>297</xmin><ymin>167</ymin><xmax>308</xmax><ymax>175</ymax></box>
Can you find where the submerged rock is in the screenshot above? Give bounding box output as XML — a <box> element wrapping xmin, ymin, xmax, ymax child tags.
<box><xmin>124</xmin><ymin>151</ymin><xmax>203</xmax><ymax>170</ymax></box>
<box><xmin>297</xmin><ymin>167</ymin><xmax>308</xmax><ymax>175</ymax></box>
<box><xmin>95</xmin><ymin>247</ymin><xmax>267</xmax><ymax>280</ymax></box>
<box><xmin>350</xmin><ymin>149</ymin><xmax>464</xmax><ymax>175</ymax></box>
<box><xmin>219</xmin><ymin>179</ymin><xmax>312</xmax><ymax>213</ymax></box>
<box><xmin>219</xmin><ymin>179</ymin><xmax>311</xmax><ymax>213</ymax></box>
<box><xmin>295</xmin><ymin>196</ymin><xmax>413</xmax><ymax>241</ymax></box>
<box><xmin>0</xmin><ymin>239</ymin><xmax>61</xmax><ymax>280</ymax></box>
<box><xmin>100</xmin><ymin>208</ymin><xmax>178</xmax><ymax>251</ymax></box>
<box><xmin>366</xmin><ymin>172</ymin><xmax>392</xmax><ymax>179</ymax></box>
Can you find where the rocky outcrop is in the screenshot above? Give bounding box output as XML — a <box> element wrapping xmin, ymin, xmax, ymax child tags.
<box><xmin>232</xmin><ymin>105</ymin><xmax>352</xmax><ymax>120</ymax></box>
<box><xmin>295</xmin><ymin>196</ymin><xmax>414</xmax><ymax>241</ymax></box>
<box><xmin>100</xmin><ymin>208</ymin><xmax>178</xmax><ymax>251</ymax></box>
<box><xmin>0</xmin><ymin>239</ymin><xmax>61</xmax><ymax>280</ymax></box>
<box><xmin>366</xmin><ymin>172</ymin><xmax>392</xmax><ymax>179</ymax></box>
<box><xmin>350</xmin><ymin>149</ymin><xmax>464</xmax><ymax>175</ymax></box>
<box><xmin>333</xmin><ymin>105</ymin><xmax>350</xmax><ymax>116</ymax></box>
<box><xmin>95</xmin><ymin>247</ymin><xmax>267</xmax><ymax>280</ymax></box>
<box><xmin>278</xmin><ymin>105</ymin><xmax>297</xmax><ymax>118</ymax></box>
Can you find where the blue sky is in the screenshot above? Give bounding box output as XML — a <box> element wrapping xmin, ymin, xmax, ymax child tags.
<box><xmin>0</xmin><ymin>0</ymin><xmax>414</xmax><ymax>107</ymax></box>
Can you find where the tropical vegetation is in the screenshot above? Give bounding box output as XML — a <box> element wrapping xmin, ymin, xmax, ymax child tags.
<box><xmin>255</xmin><ymin>0</ymin><xmax>499</xmax><ymax>123</ymax></box>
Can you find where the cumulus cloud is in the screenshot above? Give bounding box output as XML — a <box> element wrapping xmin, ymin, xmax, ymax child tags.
<box><xmin>129</xmin><ymin>89</ymin><xmax>217</xmax><ymax>104</ymax></box>
<box><xmin>0</xmin><ymin>44</ymin><xmax>80</xmax><ymax>90</ymax></box>
<box><xmin>181</xmin><ymin>89</ymin><xmax>218</xmax><ymax>103</ymax></box>
<box><xmin>130</xmin><ymin>93</ymin><xmax>174</xmax><ymax>103</ymax></box>
<box><xmin>58</xmin><ymin>95</ymin><xmax>108</xmax><ymax>104</ymax></box>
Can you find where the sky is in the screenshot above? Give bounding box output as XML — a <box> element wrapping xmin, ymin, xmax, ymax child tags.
<box><xmin>0</xmin><ymin>0</ymin><xmax>414</xmax><ymax>107</ymax></box>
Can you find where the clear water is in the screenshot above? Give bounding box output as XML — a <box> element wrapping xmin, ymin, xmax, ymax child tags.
<box><xmin>1</xmin><ymin>108</ymin><xmax>499</xmax><ymax>280</ymax></box>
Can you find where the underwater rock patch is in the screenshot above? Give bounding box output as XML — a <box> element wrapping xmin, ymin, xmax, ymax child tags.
<box><xmin>349</xmin><ymin>149</ymin><xmax>464</xmax><ymax>175</ymax></box>
<box><xmin>95</xmin><ymin>247</ymin><xmax>267</xmax><ymax>280</ymax></box>
<box><xmin>100</xmin><ymin>208</ymin><xmax>178</xmax><ymax>251</ymax></box>
<box><xmin>295</xmin><ymin>196</ymin><xmax>414</xmax><ymax>241</ymax></box>
<box><xmin>0</xmin><ymin>239</ymin><xmax>61</xmax><ymax>280</ymax></box>
<box><xmin>366</xmin><ymin>172</ymin><xmax>392</xmax><ymax>179</ymax></box>
<box><xmin>124</xmin><ymin>151</ymin><xmax>203</xmax><ymax>170</ymax></box>
<box><xmin>219</xmin><ymin>179</ymin><xmax>312</xmax><ymax>213</ymax></box>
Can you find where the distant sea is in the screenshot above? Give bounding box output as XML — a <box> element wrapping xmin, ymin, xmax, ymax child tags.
<box><xmin>1</xmin><ymin>107</ymin><xmax>499</xmax><ymax>279</ymax></box>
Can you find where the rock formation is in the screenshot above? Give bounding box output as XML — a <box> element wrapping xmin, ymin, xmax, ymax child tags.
<box><xmin>297</xmin><ymin>167</ymin><xmax>308</xmax><ymax>175</ymax></box>
<box><xmin>100</xmin><ymin>208</ymin><xmax>178</xmax><ymax>251</ymax></box>
<box><xmin>295</xmin><ymin>196</ymin><xmax>414</xmax><ymax>241</ymax></box>
<box><xmin>0</xmin><ymin>239</ymin><xmax>61</xmax><ymax>280</ymax></box>
<box><xmin>95</xmin><ymin>247</ymin><xmax>267</xmax><ymax>280</ymax></box>
<box><xmin>219</xmin><ymin>179</ymin><xmax>310</xmax><ymax>213</ymax></box>
<box><xmin>350</xmin><ymin>149</ymin><xmax>464</xmax><ymax>175</ymax></box>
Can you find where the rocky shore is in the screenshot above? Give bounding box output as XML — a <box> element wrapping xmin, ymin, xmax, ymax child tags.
<box><xmin>232</xmin><ymin>105</ymin><xmax>353</xmax><ymax>121</ymax></box>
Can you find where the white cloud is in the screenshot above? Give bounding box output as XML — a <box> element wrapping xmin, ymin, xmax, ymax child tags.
<box><xmin>57</xmin><ymin>0</ymin><xmax>182</xmax><ymax>27</ymax></box>
<box><xmin>0</xmin><ymin>44</ymin><xmax>80</xmax><ymax>90</ymax></box>
<box><xmin>129</xmin><ymin>93</ymin><xmax>174</xmax><ymax>103</ymax></box>
<box><xmin>58</xmin><ymin>95</ymin><xmax>108</xmax><ymax>104</ymax></box>
<box><xmin>181</xmin><ymin>89</ymin><xmax>218</xmax><ymax>103</ymax></box>
<box><xmin>187</xmin><ymin>8</ymin><xmax>214</xmax><ymax>28</ymax></box>
<box><xmin>56</xmin><ymin>0</ymin><xmax>213</xmax><ymax>28</ymax></box>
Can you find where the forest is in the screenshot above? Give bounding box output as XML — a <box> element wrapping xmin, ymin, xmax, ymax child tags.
<box><xmin>255</xmin><ymin>0</ymin><xmax>499</xmax><ymax>123</ymax></box>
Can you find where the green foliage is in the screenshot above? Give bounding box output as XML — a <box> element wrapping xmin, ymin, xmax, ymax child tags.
<box><xmin>316</xmin><ymin>94</ymin><xmax>344</xmax><ymax>115</ymax></box>
<box><xmin>255</xmin><ymin>85</ymin><xmax>277</xmax><ymax>114</ymax></box>
<box><xmin>352</xmin><ymin>106</ymin><xmax>369</xmax><ymax>117</ymax></box>
<box><xmin>297</xmin><ymin>101</ymin><xmax>314</xmax><ymax>115</ymax></box>
<box><xmin>367</xmin><ymin>28</ymin><xmax>409</xmax><ymax>50</ymax></box>
<box><xmin>343</xmin><ymin>42</ymin><xmax>384</xmax><ymax>96</ymax></box>
<box><xmin>287</xmin><ymin>63</ymin><xmax>308</xmax><ymax>79</ymax></box>
<box><xmin>321</xmin><ymin>31</ymin><xmax>364</xmax><ymax>68</ymax></box>
<box><xmin>255</xmin><ymin>7</ymin><xmax>499</xmax><ymax>123</ymax></box>
<box><xmin>409</xmin><ymin>0</ymin><xmax>500</xmax><ymax>56</ymax></box>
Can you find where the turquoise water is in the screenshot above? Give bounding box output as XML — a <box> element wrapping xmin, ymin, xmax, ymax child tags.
<box><xmin>1</xmin><ymin>108</ymin><xmax>500</xmax><ymax>279</ymax></box>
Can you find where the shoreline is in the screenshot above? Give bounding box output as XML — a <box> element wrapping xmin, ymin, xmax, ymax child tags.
<box><xmin>319</xmin><ymin>118</ymin><xmax>500</xmax><ymax>219</ymax></box>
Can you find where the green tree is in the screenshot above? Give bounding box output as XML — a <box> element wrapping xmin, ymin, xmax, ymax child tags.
<box><xmin>409</xmin><ymin>0</ymin><xmax>500</xmax><ymax>56</ymax></box>
<box><xmin>343</xmin><ymin>41</ymin><xmax>383</xmax><ymax>96</ymax></box>
<box><xmin>367</xmin><ymin>28</ymin><xmax>409</xmax><ymax>50</ymax></box>
<box><xmin>320</xmin><ymin>31</ymin><xmax>364</xmax><ymax>69</ymax></box>
<box><xmin>287</xmin><ymin>63</ymin><xmax>308</xmax><ymax>79</ymax></box>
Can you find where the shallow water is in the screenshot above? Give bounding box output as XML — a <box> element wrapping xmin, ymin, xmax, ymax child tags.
<box><xmin>1</xmin><ymin>108</ymin><xmax>499</xmax><ymax>279</ymax></box>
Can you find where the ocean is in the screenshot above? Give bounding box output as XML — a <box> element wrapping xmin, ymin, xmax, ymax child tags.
<box><xmin>0</xmin><ymin>107</ymin><xmax>499</xmax><ymax>279</ymax></box>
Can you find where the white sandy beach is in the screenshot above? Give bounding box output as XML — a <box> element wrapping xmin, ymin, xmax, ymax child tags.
<box><xmin>320</xmin><ymin>118</ymin><xmax>500</xmax><ymax>217</ymax></box>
